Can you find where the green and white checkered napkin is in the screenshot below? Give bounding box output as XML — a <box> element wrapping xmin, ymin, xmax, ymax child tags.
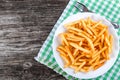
<box><xmin>35</xmin><ymin>0</ymin><xmax>120</xmax><ymax>79</ymax></box>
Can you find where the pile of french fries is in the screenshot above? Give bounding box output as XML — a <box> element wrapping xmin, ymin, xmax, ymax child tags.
<box><xmin>57</xmin><ymin>17</ymin><xmax>113</xmax><ymax>73</ymax></box>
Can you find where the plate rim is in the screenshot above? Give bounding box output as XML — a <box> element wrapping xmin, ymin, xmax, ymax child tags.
<box><xmin>52</xmin><ymin>12</ymin><xmax>119</xmax><ymax>79</ymax></box>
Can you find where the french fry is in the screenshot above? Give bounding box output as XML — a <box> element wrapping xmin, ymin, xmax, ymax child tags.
<box><xmin>93</xmin><ymin>36</ymin><xmax>101</xmax><ymax>44</ymax></box>
<box><xmin>75</xmin><ymin>62</ymin><xmax>86</xmax><ymax>73</ymax></box>
<box><xmin>94</xmin><ymin>63</ymin><xmax>104</xmax><ymax>70</ymax></box>
<box><xmin>89</xmin><ymin>54</ymin><xmax>99</xmax><ymax>64</ymax></box>
<box><xmin>105</xmin><ymin>49</ymin><xmax>110</xmax><ymax>60</ymax></box>
<box><xmin>80</xmin><ymin>68</ymin><xmax>89</xmax><ymax>72</ymax></box>
<box><xmin>97</xmin><ymin>28</ymin><xmax>106</xmax><ymax>37</ymax></box>
<box><xmin>57</xmin><ymin>48</ymin><xmax>67</xmax><ymax>57</ymax></box>
<box><xmin>65</xmin><ymin>46</ymin><xmax>74</xmax><ymax>64</ymax></box>
<box><xmin>59</xmin><ymin>33</ymin><xmax>69</xmax><ymax>46</ymax></box>
<box><xmin>105</xmin><ymin>37</ymin><xmax>110</xmax><ymax>46</ymax></box>
<box><xmin>64</xmin><ymin>20</ymin><xmax>81</xmax><ymax>28</ymax></box>
<box><xmin>81</xmin><ymin>20</ymin><xmax>87</xmax><ymax>30</ymax></box>
<box><xmin>92</xmin><ymin>46</ymin><xmax>107</xmax><ymax>58</ymax></box>
<box><xmin>79</xmin><ymin>41</ymin><xmax>82</xmax><ymax>46</ymax></box>
<box><xmin>73</xmin><ymin>49</ymin><xmax>79</xmax><ymax>57</ymax></box>
<box><xmin>93</xmin><ymin>59</ymin><xmax>105</xmax><ymax>70</ymax></box>
<box><xmin>109</xmin><ymin>35</ymin><xmax>113</xmax><ymax>44</ymax></box>
<box><xmin>64</xmin><ymin>64</ymin><xmax>69</xmax><ymax>68</ymax></box>
<box><xmin>109</xmin><ymin>35</ymin><xmax>113</xmax><ymax>53</ymax></box>
<box><xmin>66</xmin><ymin>37</ymin><xmax>83</xmax><ymax>42</ymax></box>
<box><xmin>94</xmin><ymin>42</ymin><xmax>99</xmax><ymax>47</ymax></box>
<box><xmin>75</xmin><ymin>53</ymin><xmax>85</xmax><ymax>62</ymax></box>
<box><xmin>66</xmin><ymin>33</ymin><xmax>84</xmax><ymax>41</ymax></box>
<box><xmin>57</xmin><ymin>46</ymin><xmax>67</xmax><ymax>54</ymax></box>
<box><xmin>67</xmin><ymin>27</ymin><xmax>92</xmax><ymax>38</ymax></box>
<box><xmin>92</xmin><ymin>21</ymin><xmax>102</xmax><ymax>28</ymax></box>
<box><xmin>102</xmin><ymin>52</ymin><xmax>106</xmax><ymax>58</ymax></box>
<box><xmin>101</xmin><ymin>35</ymin><xmax>104</xmax><ymax>44</ymax></box>
<box><xmin>74</xmin><ymin>62</ymin><xmax>82</xmax><ymax>65</ymax></box>
<box><xmin>79</xmin><ymin>58</ymin><xmax>90</xmax><ymax>62</ymax></box>
<box><xmin>70</xmin><ymin>42</ymin><xmax>90</xmax><ymax>53</ymax></box>
<box><xmin>86</xmin><ymin>25</ymin><xmax>93</xmax><ymax>35</ymax></box>
<box><xmin>87</xmin><ymin>25</ymin><xmax>97</xmax><ymax>36</ymax></box>
<box><xmin>60</xmin><ymin>53</ymin><xmax>70</xmax><ymax>65</ymax></box>
<box><xmin>96</xmin><ymin>55</ymin><xmax>100</xmax><ymax>62</ymax></box>
<box><xmin>87</xmin><ymin>17</ymin><xmax>91</xmax><ymax>26</ymax></box>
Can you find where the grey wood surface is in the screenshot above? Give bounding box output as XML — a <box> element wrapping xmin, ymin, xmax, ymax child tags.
<box><xmin>0</xmin><ymin>0</ymin><xmax>69</xmax><ymax>80</ymax></box>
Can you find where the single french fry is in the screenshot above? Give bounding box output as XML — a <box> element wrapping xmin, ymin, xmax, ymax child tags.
<box><xmin>92</xmin><ymin>21</ymin><xmax>102</xmax><ymax>28</ymax></box>
<box><xmin>102</xmin><ymin>52</ymin><xmax>106</xmax><ymax>58</ymax></box>
<box><xmin>80</xmin><ymin>68</ymin><xmax>88</xmax><ymax>72</ymax></box>
<box><xmin>86</xmin><ymin>26</ymin><xmax>93</xmax><ymax>35</ymax></box>
<box><xmin>57</xmin><ymin>46</ymin><xmax>67</xmax><ymax>54</ymax></box>
<box><xmin>60</xmin><ymin>53</ymin><xmax>70</xmax><ymax>65</ymax></box>
<box><xmin>75</xmin><ymin>53</ymin><xmax>85</xmax><ymax>62</ymax></box>
<box><xmin>82</xmin><ymin>66</ymin><xmax>92</xmax><ymax>72</ymax></box>
<box><xmin>70</xmin><ymin>65</ymin><xmax>78</xmax><ymax>71</ymax></box>
<box><xmin>67</xmin><ymin>27</ymin><xmax>82</xmax><ymax>32</ymax></box>
<box><xmin>75</xmin><ymin>23</ymin><xmax>79</xmax><ymax>28</ymax></box>
<box><xmin>89</xmin><ymin>55</ymin><xmax>98</xmax><ymax>64</ymax></box>
<box><xmin>64</xmin><ymin>20</ymin><xmax>81</xmax><ymax>28</ymax></box>
<box><xmin>83</xmin><ymin>25</ymin><xmax>93</xmax><ymax>36</ymax></box>
<box><xmin>87</xmin><ymin>25</ymin><xmax>97</xmax><ymax>36</ymax></box>
<box><xmin>101</xmin><ymin>35</ymin><xmax>104</xmax><ymax>44</ymax></box>
<box><xmin>105</xmin><ymin>48</ymin><xmax>110</xmax><ymax>60</ymax></box>
<box><xmin>66</xmin><ymin>37</ymin><xmax>83</xmax><ymax>42</ymax></box>
<box><xmin>86</xmin><ymin>54</ymin><xmax>91</xmax><ymax>58</ymax></box>
<box><xmin>81</xmin><ymin>20</ymin><xmax>87</xmax><ymax>31</ymax></box>
<box><xmin>79</xmin><ymin>41</ymin><xmax>83</xmax><ymax>46</ymax></box>
<box><xmin>75</xmin><ymin>62</ymin><xmax>86</xmax><ymax>73</ymax></box>
<box><xmin>92</xmin><ymin>60</ymin><xmax>101</xmax><ymax>68</ymax></box>
<box><xmin>93</xmin><ymin>59</ymin><xmax>105</xmax><ymax>69</ymax></box>
<box><xmin>70</xmin><ymin>42</ymin><xmax>90</xmax><ymax>53</ymax></box>
<box><xmin>59</xmin><ymin>34</ymin><xmax>69</xmax><ymax>46</ymax></box>
<box><xmin>105</xmin><ymin>37</ymin><xmax>110</xmax><ymax>46</ymax></box>
<box><xmin>108</xmin><ymin>35</ymin><xmax>113</xmax><ymax>53</ymax></box>
<box><xmin>107</xmin><ymin>55</ymin><xmax>110</xmax><ymax>60</ymax></box>
<box><xmin>57</xmin><ymin>47</ymin><xmax>67</xmax><ymax>57</ymax></box>
<box><xmin>94</xmin><ymin>63</ymin><xmax>104</xmax><ymax>70</ymax></box>
<box><xmin>99</xmin><ymin>44</ymin><xmax>102</xmax><ymax>51</ymax></box>
<box><xmin>95</xmin><ymin>55</ymin><xmax>100</xmax><ymax>62</ymax></box>
<box><xmin>65</xmin><ymin>46</ymin><xmax>74</xmax><ymax>64</ymax></box>
<box><xmin>73</xmin><ymin>49</ymin><xmax>79</xmax><ymax>56</ymax></box>
<box><xmin>87</xmin><ymin>17</ymin><xmax>91</xmax><ymax>26</ymax></box>
<box><xmin>99</xmin><ymin>59</ymin><xmax>106</xmax><ymax>64</ymax></box>
<box><xmin>93</xmin><ymin>36</ymin><xmax>101</xmax><ymax>43</ymax></box>
<box><xmin>64</xmin><ymin>64</ymin><xmax>69</xmax><ymax>68</ymax></box>
<box><xmin>94</xmin><ymin>42</ymin><xmax>99</xmax><ymax>47</ymax></box>
<box><xmin>93</xmin><ymin>46</ymin><xmax>107</xmax><ymax>58</ymax></box>
<box><xmin>79</xmin><ymin>58</ymin><xmax>90</xmax><ymax>62</ymax></box>
<box><xmin>66</xmin><ymin>33</ymin><xmax>84</xmax><ymax>41</ymax></box>
<box><xmin>67</xmin><ymin>26</ymin><xmax>92</xmax><ymax>38</ymax></box>
<box><xmin>109</xmin><ymin>35</ymin><xmax>113</xmax><ymax>44</ymax></box>
<box><xmin>74</xmin><ymin>62</ymin><xmax>82</xmax><ymax>65</ymax></box>
<box><xmin>97</xmin><ymin>28</ymin><xmax>106</xmax><ymax>37</ymax></box>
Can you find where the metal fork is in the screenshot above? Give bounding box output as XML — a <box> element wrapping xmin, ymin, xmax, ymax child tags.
<box><xmin>74</xmin><ymin>2</ymin><xmax>119</xmax><ymax>29</ymax></box>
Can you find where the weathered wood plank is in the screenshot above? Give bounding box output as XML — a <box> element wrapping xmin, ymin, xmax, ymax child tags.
<box><xmin>0</xmin><ymin>0</ymin><xmax>69</xmax><ymax>80</ymax></box>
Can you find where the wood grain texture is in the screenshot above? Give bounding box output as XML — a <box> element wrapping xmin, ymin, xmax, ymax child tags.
<box><xmin>0</xmin><ymin>0</ymin><xmax>69</xmax><ymax>80</ymax></box>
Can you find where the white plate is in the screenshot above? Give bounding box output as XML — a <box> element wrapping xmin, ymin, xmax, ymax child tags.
<box><xmin>52</xmin><ymin>12</ymin><xmax>119</xmax><ymax>79</ymax></box>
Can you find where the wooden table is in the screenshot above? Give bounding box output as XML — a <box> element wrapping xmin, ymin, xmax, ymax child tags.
<box><xmin>0</xmin><ymin>0</ymin><xmax>69</xmax><ymax>80</ymax></box>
